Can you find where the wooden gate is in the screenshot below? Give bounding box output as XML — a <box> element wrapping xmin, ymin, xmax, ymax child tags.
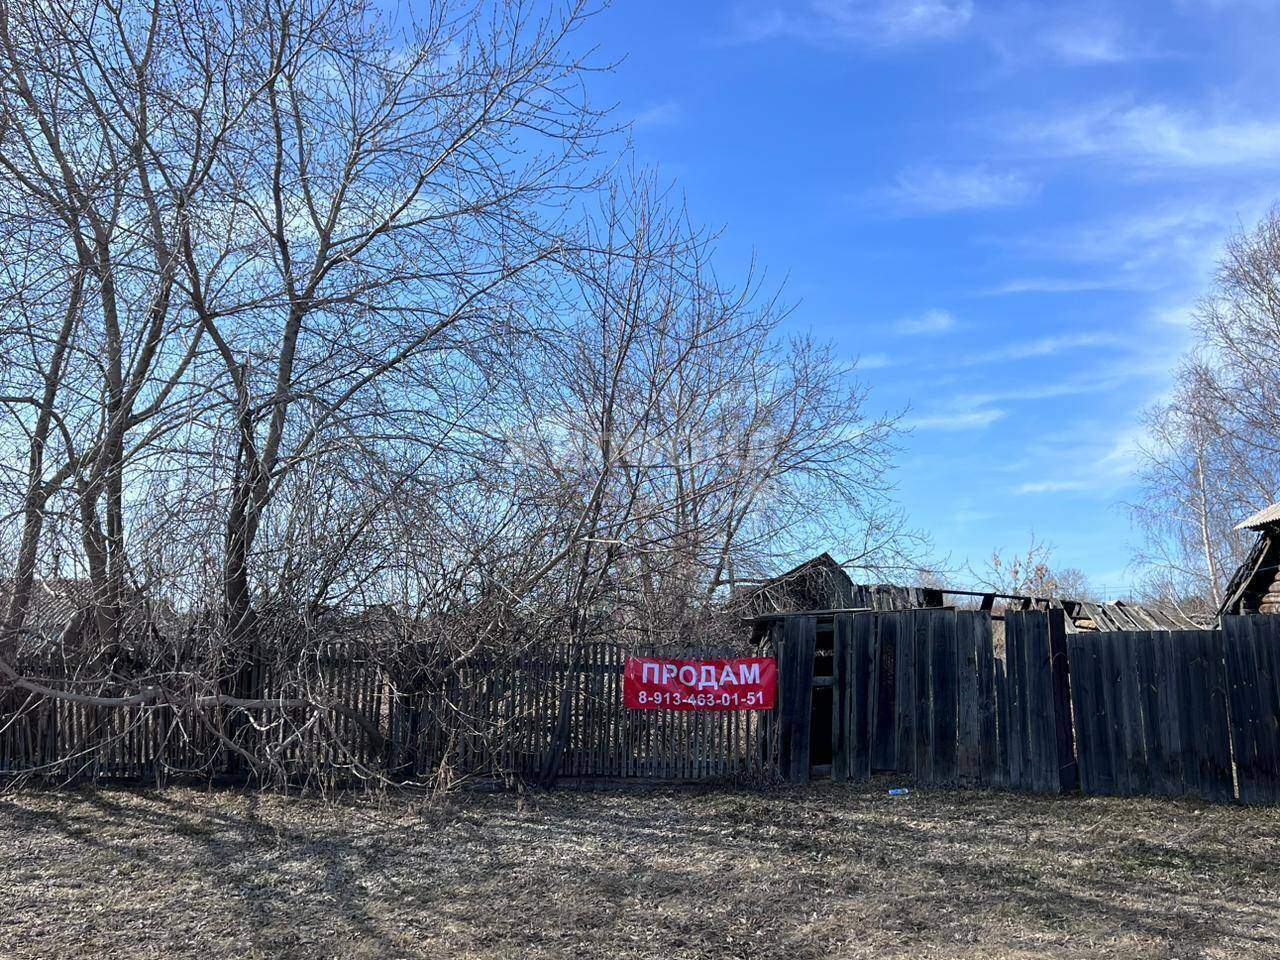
<box><xmin>769</xmin><ymin>608</ymin><xmax>1072</xmax><ymax>792</ymax></box>
<box><xmin>1002</xmin><ymin>611</ymin><xmax>1077</xmax><ymax>793</ymax></box>
<box><xmin>1065</xmin><ymin>629</ymin><xmax>1233</xmax><ymax>800</ymax></box>
<box><xmin>838</xmin><ymin>608</ymin><xmax>1000</xmax><ymax>786</ymax></box>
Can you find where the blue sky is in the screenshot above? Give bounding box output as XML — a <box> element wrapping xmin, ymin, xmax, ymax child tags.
<box><xmin>579</xmin><ymin>0</ymin><xmax>1280</xmax><ymax>595</ymax></box>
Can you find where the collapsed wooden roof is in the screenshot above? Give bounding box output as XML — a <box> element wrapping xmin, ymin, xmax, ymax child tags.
<box><xmin>0</xmin><ymin>578</ymin><xmax>178</xmax><ymax>656</ymax></box>
<box><xmin>740</xmin><ymin>553</ymin><xmax>1212</xmax><ymax>631</ymax></box>
<box><xmin>1003</xmin><ymin>595</ymin><xmax>1209</xmax><ymax>632</ymax></box>
<box><xmin>736</xmin><ymin>553</ymin><xmax>944</xmax><ymax>615</ymax></box>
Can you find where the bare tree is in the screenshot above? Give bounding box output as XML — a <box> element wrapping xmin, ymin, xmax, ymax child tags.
<box><xmin>1133</xmin><ymin>205</ymin><xmax>1280</xmax><ymax>607</ymax></box>
<box><xmin>0</xmin><ymin>0</ymin><xmax>604</xmax><ymax>624</ymax></box>
<box><xmin>973</xmin><ymin>534</ymin><xmax>1094</xmax><ymax>600</ymax></box>
<box><xmin>462</xmin><ymin>175</ymin><xmax>910</xmax><ymax>644</ymax></box>
<box><xmin>0</xmin><ymin>0</ymin><xmax>915</xmax><ymax>789</ymax></box>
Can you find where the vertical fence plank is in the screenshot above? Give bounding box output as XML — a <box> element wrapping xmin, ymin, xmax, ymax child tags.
<box><xmin>914</xmin><ymin>610</ymin><xmax>933</xmax><ymax>783</ymax></box>
<box><xmin>1047</xmin><ymin>610</ymin><xmax>1078</xmax><ymax>792</ymax></box>
<box><xmin>1246</xmin><ymin>616</ymin><xmax>1280</xmax><ymax>803</ymax></box>
<box><xmin>1134</xmin><ymin>632</ymin><xmax>1163</xmax><ymax>795</ymax></box>
<box><xmin>930</xmin><ymin>611</ymin><xmax>958</xmax><ymax>786</ymax></box>
<box><xmin>849</xmin><ymin>613</ymin><xmax>874</xmax><ymax>781</ymax></box>
<box><xmin>1117</xmin><ymin>632</ymin><xmax>1147</xmax><ymax>797</ymax></box>
<box><xmin>975</xmin><ymin>614</ymin><xmax>998</xmax><ymax>786</ymax></box>
<box><xmin>1224</xmin><ymin>617</ymin><xmax>1262</xmax><ymax>803</ymax></box>
<box><xmin>1088</xmin><ymin>632</ymin><xmax>1113</xmax><ymax>795</ymax></box>
<box><xmin>994</xmin><ymin>658</ymin><xmax>1009</xmax><ymax>787</ymax></box>
<box><xmin>1203</xmin><ymin>629</ymin><xmax>1235</xmax><ymax>802</ymax></box>
<box><xmin>832</xmin><ymin>615</ymin><xmax>850</xmax><ymax>782</ymax></box>
<box><xmin>893</xmin><ymin>611</ymin><xmax>917</xmax><ymax>779</ymax></box>
<box><xmin>1067</xmin><ymin>633</ymin><xmax>1094</xmax><ymax>795</ymax></box>
<box><xmin>956</xmin><ymin>611</ymin><xmax>981</xmax><ymax>785</ymax></box>
<box><xmin>1162</xmin><ymin>634</ymin><xmax>1187</xmax><ymax>798</ymax></box>
<box><xmin>1256</xmin><ymin>616</ymin><xmax>1280</xmax><ymax>803</ymax></box>
<box><xmin>1004</xmin><ymin>615</ymin><xmax>1026</xmax><ymax>790</ymax></box>
<box><xmin>1032</xmin><ymin>613</ymin><xmax>1060</xmax><ymax>794</ymax></box>
<box><xmin>1097</xmin><ymin>631</ymin><xmax>1126</xmax><ymax>795</ymax></box>
<box><xmin>871</xmin><ymin>614</ymin><xmax>898</xmax><ymax>773</ymax></box>
<box><xmin>778</xmin><ymin>616</ymin><xmax>815</xmax><ymax>784</ymax></box>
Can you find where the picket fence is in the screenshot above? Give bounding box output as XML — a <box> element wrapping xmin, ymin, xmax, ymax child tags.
<box><xmin>0</xmin><ymin>642</ymin><xmax>777</xmax><ymax>786</ymax></box>
<box><xmin>4</xmin><ymin>611</ymin><xmax>1280</xmax><ymax>802</ymax></box>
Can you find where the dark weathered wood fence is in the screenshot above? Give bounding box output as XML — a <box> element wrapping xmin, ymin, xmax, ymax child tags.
<box><xmin>6</xmin><ymin>612</ymin><xmax>1280</xmax><ymax>802</ymax></box>
<box><xmin>1222</xmin><ymin>616</ymin><xmax>1280</xmax><ymax>803</ymax></box>
<box><xmin>772</xmin><ymin>608</ymin><xmax>1068</xmax><ymax>792</ymax></box>
<box><xmin>0</xmin><ymin>642</ymin><xmax>777</xmax><ymax>786</ymax></box>
<box><xmin>766</xmin><ymin>609</ymin><xmax>1280</xmax><ymax>803</ymax></box>
<box><xmin>1066</xmin><ymin>628</ymin><xmax>1234</xmax><ymax>801</ymax></box>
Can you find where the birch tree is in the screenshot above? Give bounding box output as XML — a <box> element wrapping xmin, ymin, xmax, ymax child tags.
<box><xmin>1133</xmin><ymin>205</ymin><xmax>1280</xmax><ymax>607</ymax></box>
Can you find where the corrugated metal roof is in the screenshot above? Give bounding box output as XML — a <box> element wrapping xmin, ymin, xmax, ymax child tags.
<box><xmin>1236</xmin><ymin>501</ymin><xmax>1280</xmax><ymax>531</ymax></box>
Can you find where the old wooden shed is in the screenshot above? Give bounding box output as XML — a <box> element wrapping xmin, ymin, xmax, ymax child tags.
<box><xmin>1220</xmin><ymin>501</ymin><xmax>1280</xmax><ymax>616</ymax></box>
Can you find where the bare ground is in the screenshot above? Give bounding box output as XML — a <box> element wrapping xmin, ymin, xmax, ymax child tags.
<box><xmin>1</xmin><ymin>780</ymin><xmax>1278</xmax><ymax>960</ymax></box>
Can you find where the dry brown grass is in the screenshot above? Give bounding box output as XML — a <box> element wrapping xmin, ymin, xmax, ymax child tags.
<box><xmin>1</xmin><ymin>780</ymin><xmax>1278</xmax><ymax>959</ymax></box>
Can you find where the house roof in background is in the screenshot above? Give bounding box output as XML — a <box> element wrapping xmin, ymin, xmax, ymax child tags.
<box><xmin>1237</xmin><ymin>501</ymin><xmax>1280</xmax><ymax>531</ymax></box>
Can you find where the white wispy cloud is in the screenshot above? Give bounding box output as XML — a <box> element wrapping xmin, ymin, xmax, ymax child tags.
<box><xmin>952</xmin><ymin>332</ymin><xmax>1120</xmax><ymax>366</ymax></box>
<box><xmin>980</xmin><ymin>277</ymin><xmax>1127</xmax><ymax>296</ymax></box>
<box><xmin>1037</xmin><ymin>18</ymin><xmax>1134</xmax><ymax>64</ymax></box>
<box><xmin>634</xmin><ymin>101</ymin><xmax>683</xmax><ymax>128</ymax></box>
<box><xmin>990</xmin><ymin>8</ymin><xmax>1157</xmax><ymax>67</ymax></box>
<box><xmin>952</xmin><ymin>505</ymin><xmax>998</xmax><ymax>527</ymax></box>
<box><xmin>731</xmin><ymin>0</ymin><xmax>973</xmax><ymax>47</ymax></box>
<box><xmin>884</xmin><ymin>163</ymin><xmax>1037</xmax><ymax>213</ymax></box>
<box><xmin>894</xmin><ymin>308</ymin><xmax>956</xmax><ymax>335</ymax></box>
<box><xmin>1006</xmin><ymin>100</ymin><xmax>1280</xmax><ymax>169</ymax></box>
<box><xmin>905</xmin><ymin>408</ymin><xmax>1006</xmax><ymax>431</ymax></box>
<box><xmin>1014</xmin><ymin>478</ymin><xmax>1099</xmax><ymax>494</ymax></box>
<box><xmin>998</xmin><ymin>196</ymin><xmax>1265</xmax><ymax>295</ymax></box>
<box><xmin>859</xmin><ymin>352</ymin><xmax>893</xmax><ymax>369</ymax></box>
<box><xmin>951</xmin><ymin>374</ymin><xmax>1122</xmax><ymax>409</ymax></box>
<box><xmin>1011</xmin><ymin>424</ymin><xmax>1147</xmax><ymax>496</ymax></box>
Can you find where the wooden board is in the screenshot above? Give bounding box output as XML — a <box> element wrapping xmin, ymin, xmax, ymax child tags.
<box><xmin>912</xmin><ymin>608</ymin><xmax>931</xmax><ymax>781</ymax></box>
<box><xmin>1004</xmin><ymin>615</ymin><xmax>1026</xmax><ymax>790</ymax></box>
<box><xmin>930</xmin><ymin>610</ymin><xmax>958</xmax><ymax>785</ymax></box>
<box><xmin>870</xmin><ymin>614</ymin><xmax>898</xmax><ymax>772</ymax></box>
<box><xmin>832</xmin><ymin>614</ymin><xmax>850</xmax><ymax>782</ymax></box>
<box><xmin>780</xmin><ymin>616</ymin><xmax>816</xmax><ymax>784</ymax></box>
<box><xmin>1066</xmin><ymin>633</ymin><xmax>1096</xmax><ymax>795</ymax></box>
<box><xmin>1223</xmin><ymin>616</ymin><xmax>1267</xmax><ymax>803</ymax></box>
<box><xmin>975</xmin><ymin>614</ymin><xmax>998</xmax><ymax>786</ymax></box>
<box><xmin>956</xmin><ymin>611</ymin><xmax>981</xmax><ymax>785</ymax></box>
<box><xmin>894</xmin><ymin>610</ymin><xmax>918</xmax><ymax>778</ymax></box>
<box><xmin>1047</xmin><ymin>610</ymin><xmax>1078</xmax><ymax>791</ymax></box>
<box><xmin>849</xmin><ymin>614</ymin><xmax>874</xmax><ymax>781</ymax></box>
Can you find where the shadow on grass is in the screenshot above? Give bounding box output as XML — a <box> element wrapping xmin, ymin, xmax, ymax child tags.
<box><xmin>2</xmin><ymin>782</ymin><xmax>1279</xmax><ymax>959</ymax></box>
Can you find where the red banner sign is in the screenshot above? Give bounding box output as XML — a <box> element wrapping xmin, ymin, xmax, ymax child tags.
<box><xmin>623</xmin><ymin>656</ymin><xmax>777</xmax><ymax>711</ymax></box>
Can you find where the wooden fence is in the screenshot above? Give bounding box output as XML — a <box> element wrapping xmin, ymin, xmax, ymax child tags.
<box><xmin>764</xmin><ymin>608</ymin><xmax>1280</xmax><ymax>803</ymax></box>
<box><xmin>0</xmin><ymin>642</ymin><xmax>778</xmax><ymax>786</ymax></box>
<box><xmin>6</xmin><ymin>611</ymin><xmax>1280</xmax><ymax>802</ymax></box>
<box><xmin>1222</xmin><ymin>616</ymin><xmax>1280</xmax><ymax>803</ymax></box>
<box><xmin>772</xmin><ymin>608</ymin><xmax>1068</xmax><ymax>792</ymax></box>
<box><xmin>1066</xmin><ymin>628</ymin><xmax>1234</xmax><ymax>801</ymax></box>
<box><xmin>1003</xmin><ymin>611</ymin><xmax>1077</xmax><ymax>793</ymax></box>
